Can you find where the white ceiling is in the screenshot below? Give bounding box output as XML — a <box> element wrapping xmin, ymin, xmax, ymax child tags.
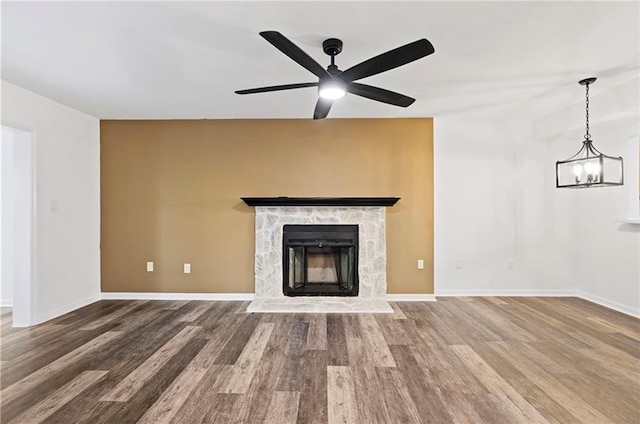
<box><xmin>1</xmin><ymin>1</ymin><xmax>638</xmax><ymax>120</ymax></box>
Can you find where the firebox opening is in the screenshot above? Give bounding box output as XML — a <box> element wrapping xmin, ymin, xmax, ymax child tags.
<box><xmin>283</xmin><ymin>225</ymin><xmax>359</xmax><ymax>296</ymax></box>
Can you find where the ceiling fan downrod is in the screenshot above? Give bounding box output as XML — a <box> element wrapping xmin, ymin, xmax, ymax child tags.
<box><xmin>322</xmin><ymin>38</ymin><xmax>343</xmax><ymax>73</ymax></box>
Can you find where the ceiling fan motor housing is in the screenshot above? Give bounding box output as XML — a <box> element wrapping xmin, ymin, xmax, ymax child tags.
<box><xmin>322</xmin><ymin>38</ymin><xmax>343</xmax><ymax>57</ymax></box>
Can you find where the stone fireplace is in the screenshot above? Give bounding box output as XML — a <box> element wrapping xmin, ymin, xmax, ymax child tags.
<box><xmin>242</xmin><ymin>197</ymin><xmax>399</xmax><ymax>313</ymax></box>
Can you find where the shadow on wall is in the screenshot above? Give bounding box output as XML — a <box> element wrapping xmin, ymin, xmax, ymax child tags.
<box><xmin>617</xmin><ymin>223</ymin><xmax>640</xmax><ymax>233</ymax></box>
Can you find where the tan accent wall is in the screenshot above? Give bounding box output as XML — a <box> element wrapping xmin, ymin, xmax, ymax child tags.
<box><xmin>100</xmin><ymin>118</ymin><xmax>433</xmax><ymax>294</ymax></box>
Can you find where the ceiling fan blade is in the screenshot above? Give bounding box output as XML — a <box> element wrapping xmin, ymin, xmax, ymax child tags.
<box><xmin>235</xmin><ymin>82</ymin><xmax>318</xmax><ymax>95</ymax></box>
<box><xmin>313</xmin><ymin>98</ymin><xmax>333</xmax><ymax>120</ymax></box>
<box><xmin>340</xmin><ymin>39</ymin><xmax>435</xmax><ymax>83</ymax></box>
<box><xmin>260</xmin><ymin>31</ymin><xmax>330</xmax><ymax>79</ymax></box>
<box><xmin>347</xmin><ymin>83</ymin><xmax>415</xmax><ymax>107</ymax></box>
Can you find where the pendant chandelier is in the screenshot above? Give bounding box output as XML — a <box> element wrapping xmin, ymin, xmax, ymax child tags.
<box><xmin>556</xmin><ymin>77</ymin><xmax>624</xmax><ymax>188</ymax></box>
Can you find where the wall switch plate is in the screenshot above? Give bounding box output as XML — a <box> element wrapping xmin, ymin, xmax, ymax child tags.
<box><xmin>508</xmin><ymin>260</ymin><xmax>516</xmax><ymax>270</ymax></box>
<box><xmin>146</xmin><ymin>262</ymin><xmax>154</xmax><ymax>272</ymax></box>
<box><xmin>417</xmin><ymin>259</ymin><xmax>424</xmax><ymax>269</ymax></box>
<box><xmin>183</xmin><ymin>263</ymin><xmax>191</xmax><ymax>274</ymax></box>
<box><xmin>50</xmin><ymin>200</ymin><xmax>58</xmax><ymax>213</ymax></box>
<box><xmin>455</xmin><ymin>260</ymin><xmax>463</xmax><ymax>269</ymax></box>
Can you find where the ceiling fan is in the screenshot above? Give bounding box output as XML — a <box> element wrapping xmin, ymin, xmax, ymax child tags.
<box><xmin>235</xmin><ymin>31</ymin><xmax>435</xmax><ymax>119</ymax></box>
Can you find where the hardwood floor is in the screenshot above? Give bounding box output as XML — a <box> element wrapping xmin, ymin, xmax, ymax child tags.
<box><xmin>0</xmin><ymin>298</ymin><xmax>638</xmax><ymax>423</ymax></box>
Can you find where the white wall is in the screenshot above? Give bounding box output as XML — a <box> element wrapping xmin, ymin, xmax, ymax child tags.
<box><xmin>534</xmin><ymin>78</ymin><xmax>640</xmax><ymax>316</ymax></box>
<box><xmin>1</xmin><ymin>80</ymin><xmax>101</xmax><ymax>324</ymax></box>
<box><xmin>434</xmin><ymin>78</ymin><xmax>639</xmax><ymax>317</ymax></box>
<box><xmin>0</xmin><ymin>131</ymin><xmax>6</xmax><ymax>305</ymax></box>
<box><xmin>434</xmin><ymin>120</ymin><xmax>574</xmax><ymax>295</ymax></box>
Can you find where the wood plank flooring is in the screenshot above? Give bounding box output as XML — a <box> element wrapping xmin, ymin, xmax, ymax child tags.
<box><xmin>0</xmin><ymin>298</ymin><xmax>638</xmax><ymax>423</ymax></box>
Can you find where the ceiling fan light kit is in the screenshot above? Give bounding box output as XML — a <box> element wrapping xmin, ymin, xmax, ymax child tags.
<box><xmin>318</xmin><ymin>79</ymin><xmax>346</xmax><ymax>100</ymax></box>
<box><xmin>235</xmin><ymin>31</ymin><xmax>435</xmax><ymax>119</ymax></box>
<box><xmin>556</xmin><ymin>77</ymin><xmax>624</xmax><ymax>189</ymax></box>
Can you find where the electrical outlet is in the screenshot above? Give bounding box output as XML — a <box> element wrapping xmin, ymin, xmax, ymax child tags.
<box><xmin>455</xmin><ymin>260</ymin><xmax>463</xmax><ymax>269</ymax></box>
<box><xmin>508</xmin><ymin>260</ymin><xmax>516</xmax><ymax>270</ymax></box>
<box><xmin>146</xmin><ymin>262</ymin><xmax>154</xmax><ymax>272</ymax></box>
<box><xmin>183</xmin><ymin>263</ymin><xmax>191</xmax><ymax>274</ymax></box>
<box><xmin>50</xmin><ymin>200</ymin><xmax>58</xmax><ymax>213</ymax></box>
<box><xmin>417</xmin><ymin>259</ymin><xmax>424</xmax><ymax>269</ymax></box>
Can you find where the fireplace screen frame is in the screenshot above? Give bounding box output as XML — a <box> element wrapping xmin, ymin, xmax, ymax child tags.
<box><xmin>282</xmin><ymin>224</ymin><xmax>359</xmax><ymax>297</ymax></box>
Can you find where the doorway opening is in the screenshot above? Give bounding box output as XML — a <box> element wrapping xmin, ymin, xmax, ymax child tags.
<box><xmin>1</xmin><ymin>124</ymin><xmax>35</xmax><ymax>327</ymax></box>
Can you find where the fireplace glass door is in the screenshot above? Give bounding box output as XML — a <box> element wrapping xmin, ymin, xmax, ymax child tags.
<box><xmin>287</xmin><ymin>246</ymin><xmax>355</xmax><ymax>292</ymax></box>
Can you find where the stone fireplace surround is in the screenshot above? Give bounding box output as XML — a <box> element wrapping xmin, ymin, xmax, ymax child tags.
<box><xmin>242</xmin><ymin>197</ymin><xmax>399</xmax><ymax>313</ymax></box>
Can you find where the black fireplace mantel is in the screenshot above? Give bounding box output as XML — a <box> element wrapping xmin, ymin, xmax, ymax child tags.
<box><xmin>241</xmin><ymin>197</ymin><xmax>400</xmax><ymax>207</ymax></box>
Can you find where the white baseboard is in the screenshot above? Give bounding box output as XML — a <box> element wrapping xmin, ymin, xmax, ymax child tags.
<box><xmin>435</xmin><ymin>289</ymin><xmax>639</xmax><ymax>318</ymax></box>
<box><xmin>0</xmin><ymin>299</ymin><xmax>13</xmax><ymax>307</ymax></box>
<box><xmin>103</xmin><ymin>293</ymin><xmax>437</xmax><ymax>302</ymax></box>
<box><xmin>387</xmin><ymin>294</ymin><xmax>437</xmax><ymax>302</ymax></box>
<box><xmin>101</xmin><ymin>292</ymin><xmax>255</xmax><ymax>301</ymax></box>
<box><xmin>435</xmin><ymin>289</ymin><xmax>577</xmax><ymax>297</ymax></box>
<box><xmin>100</xmin><ymin>291</ymin><xmax>639</xmax><ymax>318</ymax></box>
<box><xmin>577</xmin><ymin>290</ymin><xmax>640</xmax><ymax>318</ymax></box>
<box><xmin>33</xmin><ymin>294</ymin><xmax>101</xmax><ymax>326</ymax></box>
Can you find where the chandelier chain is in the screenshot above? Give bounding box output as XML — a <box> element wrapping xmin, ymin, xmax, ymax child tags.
<box><xmin>584</xmin><ymin>82</ymin><xmax>590</xmax><ymax>141</ymax></box>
